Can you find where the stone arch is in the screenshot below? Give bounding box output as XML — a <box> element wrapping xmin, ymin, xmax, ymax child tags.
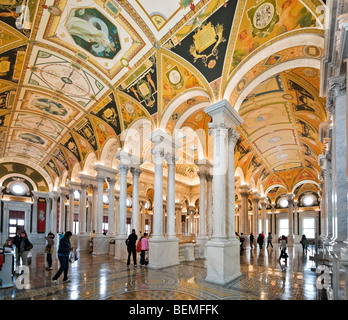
<box><xmin>159</xmin><ymin>89</ymin><xmax>211</xmax><ymax>132</ymax></box>
<box><xmin>71</xmin><ymin>163</ymin><xmax>82</xmax><ymax>182</ymax></box>
<box><xmin>223</xmin><ymin>33</ymin><xmax>324</xmax><ymax>111</ymax></box>
<box><xmin>83</xmin><ymin>153</ymin><xmax>97</xmax><ymax>176</ymax></box>
<box><xmin>291</xmin><ymin>180</ymin><xmax>320</xmax><ymax>194</ymax></box>
<box><xmin>100</xmin><ymin>137</ymin><xmax>120</xmax><ymax>169</ymax></box>
<box><xmin>122</xmin><ymin>118</ymin><xmax>153</xmax><ymax>160</ymax></box>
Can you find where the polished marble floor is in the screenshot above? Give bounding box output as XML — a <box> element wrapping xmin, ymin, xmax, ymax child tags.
<box><xmin>0</xmin><ymin>243</ymin><xmax>325</xmax><ymax>300</ymax></box>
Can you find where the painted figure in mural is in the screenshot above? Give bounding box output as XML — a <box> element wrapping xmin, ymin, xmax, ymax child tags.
<box><xmin>66</xmin><ymin>16</ymin><xmax>116</xmax><ymax>53</ymax></box>
<box><xmin>278</xmin><ymin>0</ymin><xmax>316</xmax><ymax>33</ymax></box>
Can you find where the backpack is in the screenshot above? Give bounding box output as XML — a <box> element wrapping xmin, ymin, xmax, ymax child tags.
<box><xmin>136</xmin><ymin>240</ymin><xmax>141</xmax><ymax>253</ymax></box>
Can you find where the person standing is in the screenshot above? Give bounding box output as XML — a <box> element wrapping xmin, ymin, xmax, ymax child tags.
<box><xmin>266</xmin><ymin>232</ymin><xmax>273</xmax><ymax>249</ymax></box>
<box><xmin>52</xmin><ymin>231</ymin><xmax>73</xmax><ymax>283</ymax></box>
<box><xmin>140</xmin><ymin>233</ymin><xmax>149</xmax><ymax>267</ymax></box>
<box><xmin>300</xmin><ymin>234</ymin><xmax>309</xmax><ymax>254</ymax></box>
<box><xmin>240</xmin><ymin>232</ymin><xmax>245</xmax><ymax>251</ymax></box>
<box><xmin>19</xmin><ymin>230</ymin><xmax>33</xmax><ymax>267</ymax></box>
<box><xmin>250</xmin><ymin>233</ymin><xmax>255</xmax><ymax>249</ymax></box>
<box><xmin>257</xmin><ymin>233</ymin><xmax>264</xmax><ymax>249</ymax></box>
<box><xmin>126</xmin><ymin>229</ymin><xmax>138</xmax><ymax>268</ymax></box>
<box><xmin>278</xmin><ymin>235</ymin><xmax>288</xmax><ymax>264</ymax></box>
<box><xmin>12</xmin><ymin>228</ymin><xmax>23</xmax><ymax>270</ymax></box>
<box><xmin>89</xmin><ymin>230</ymin><xmax>95</xmax><ymax>254</ymax></box>
<box><xmin>45</xmin><ymin>232</ymin><xmax>55</xmax><ymax>270</ymax></box>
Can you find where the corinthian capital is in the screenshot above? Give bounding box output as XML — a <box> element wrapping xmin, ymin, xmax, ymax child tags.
<box><xmin>328</xmin><ymin>74</ymin><xmax>346</xmax><ymax>98</ymax></box>
<box><xmin>228</xmin><ymin>128</ymin><xmax>240</xmax><ymax>145</ymax></box>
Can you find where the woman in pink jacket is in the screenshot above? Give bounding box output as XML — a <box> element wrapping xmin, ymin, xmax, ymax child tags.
<box><xmin>140</xmin><ymin>233</ymin><xmax>149</xmax><ymax>267</ymax></box>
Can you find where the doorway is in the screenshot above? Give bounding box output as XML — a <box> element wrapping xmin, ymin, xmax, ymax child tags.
<box><xmin>9</xmin><ymin>210</ymin><xmax>25</xmax><ymax>238</ymax></box>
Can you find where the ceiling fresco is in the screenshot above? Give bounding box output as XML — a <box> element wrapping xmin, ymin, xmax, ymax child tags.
<box><xmin>0</xmin><ymin>0</ymin><xmax>326</xmax><ymax>195</ymax></box>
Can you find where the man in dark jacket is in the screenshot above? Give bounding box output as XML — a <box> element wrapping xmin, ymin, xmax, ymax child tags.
<box><xmin>126</xmin><ymin>229</ymin><xmax>138</xmax><ymax>268</ymax></box>
<box><xmin>52</xmin><ymin>231</ymin><xmax>73</xmax><ymax>283</ymax></box>
<box><xmin>12</xmin><ymin>228</ymin><xmax>23</xmax><ymax>269</ymax></box>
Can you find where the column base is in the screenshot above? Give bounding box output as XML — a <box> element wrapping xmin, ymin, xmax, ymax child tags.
<box><xmin>92</xmin><ymin>234</ymin><xmax>110</xmax><ymax>255</ymax></box>
<box><xmin>148</xmin><ymin>238</ymin><xmax>179</xmax><ymax>269</ymax></box>
<box><xmin>78</xmin><ymin>234</ymin><xmax>90</xmax><ymax>251</ymax></box>
<box><xmin>287</xmin><ymin>235</ymin><xmax>294</xmax><ymax>247</ymax></box>
<box><xmin>114</xmin><ymin>235</ymin><xmax>128</xmax><ymax>261</ymax></box>
<box><xmin>196</xmin><ymin>235</ymin><xmax>208</xmax><ymax>259</ymax></box>
<box><xmin>205</xmin><ymin>239</ymin><xmax>241</xmax><ymax>285</ymax></box>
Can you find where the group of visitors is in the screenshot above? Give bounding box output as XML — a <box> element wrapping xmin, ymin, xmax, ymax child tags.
<box><xmin>237</xmin><ymin>231</ymin><xmax>274</xmax><ymax>250</ymax></box>
<box><xmin>126</xmin><ymin>229</ymin><xmax>149</xmax><ymax>268</ymax></box>
<box><xmin>3</xmin><ymin>228</ymin><xmax>33</xmax><ymax>273</ymax></box>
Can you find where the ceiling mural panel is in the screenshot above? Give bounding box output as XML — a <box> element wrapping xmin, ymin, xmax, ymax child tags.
<box><xmin>159</xmin><ymin>50</ymin><xmax>207</xmax><ymax>113</ymax></box>
<box><xmin>12</xmin><ymin>112</ymin><xmax>66</xmax><ymax>140</ymax></box>
<box><xmin>24</xmin><ymin>48</ymin><xmax>106</xmax><ymax>108</ymax></box>
<box><xmin>228</xmin><ymin>0</ymin><xmax>320</xmax><ymax>76</ymax></box>
<box><xmin>117</xmin><ymin>52</ymin><xmax>157</xmax><ymax>116</ymax></box>
<box><xmin>16</xmin><ymin>90</ymin><xmax>82</xmax><ymax>125</ymax></box>
<box><xmin>168</xmin><ymin>1</ymin><xmax>238</xmax><ymax>83</ymax></box>
<box><xmin>42</xmin><ymin>0</ymin><xmax>147</xmax><ymax>80</ymax></box>
<box><xmin>91</xmin><ymin>92</ymin><xmax>121</xmax><ymax>136</ymax></box>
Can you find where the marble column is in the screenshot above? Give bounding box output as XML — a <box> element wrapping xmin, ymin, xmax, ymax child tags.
<box><xmin>32</xmin><ymin>195</ymin><xmax>38</xmax><ymax>234</ymax></box>
<box><xmin>204</xmin><ymin>99</ymin><xmax>243</xmax><ymax>285</ymax></box>
<box><xmin>319</xmin><ymin>169</ymin><xmax>328</xmax><ymax>239</ymax></box>
<box><xmin>165</xmin><ymin>154</ymin><xmax>177</xmax><ymax>240</ymax></box>
<box><xmin>239</xmin><ymin>185</ymin><xmax>251</xmax><ymax>235</ymax></box>
<box><xmin>227</xmin><ymin>128</ymin><xmax>240</xmax><ymax>242</ymax></box>
<box><xmin>91</xmin><ymin>185</ymin><xmax>98</xmax><ymax>232</ymax></box>
<box><xmin>45</xmin><ymin>197</ymin><xmax>52</xmax><ymax>234</ymax></box>
<box><xmin>96</xmin><ymin>176</ymin><xmax>105</xmax><ymax>236</ymax></box>
<box><xmin>293</xmin><ymin>200</ymin><xmax>299</xmax><ymax>237</ymax></box>
<box><xmin>148</xmin><ymin>129</ymin><xmax>181</xmax><ymax>269</ymax></box>
<box><xmin>58</xmin><ymin>188</ymin><xmax>67</xmax><ymax>233</ymax></box>
<box><xmin>151</xmin><ymin>146</ymin><xmax>165</xmax><ymax>240</ymax></box>
<box><xmin>118</xmin><ymin>164</ymin><xmax>129</xmax><ymax>238</ymax></box>
<box><xmin>68</xmin><ymin>188</ymin><xmax>75</xmax><ymax>233</ymax></box>
<box><xmin>287</xmin><ymin>193</ymin><xmax>295</xmax><ymax>247</ymax></box>
<box><xmin>175</xmin><ymin>203</ymin><xmax>182</xmax><ymax>236</ymax></box>
<box><xmin>130</xmin><ymin>168</ymin><xmax>142</xmax><ymax>235</ymax></box>
<box><xmin>330</xmin><ymin>74</ymin><xmax>347</xmax><ymax>244</ymax></box>
<box><xmin>260</xmin><ymin>197</ymin><xmax>267</xmax><ymax>235</ymax></box>
<box><xmin>237</xmin><ymin>200</ymin><xmax>242</xmax><ymax>234</ymax></box>
<box><xmin>271</xmin><ymin>203</ymin><xmax>276</xmax><ymax>237</ymax></box>
<box><xmin>326</xmin><ymin>152</ymin><xmax>333</xmax><ymax>240</ymax></box>
<box><xmin>206</xmin><ymin>174</ymin><xmax>213</xmax><ymax>237</ymax></box>
<box><xmin>79</xmin><ymin>184</ymin><xmax>88</xmax><ymax>235</ymax></box>
<box><xmin>196</xmin><ymin>159</ymin><xmax>212</xmax><ymax>258</ymax></box>
<box><xmin>51</xmin><ymin>192</ymin><xmax>58</xmax><ymax>235</ymax></box>
<box><xmin>251</xmin><ymin>191</ymin><xmax>260</xmax><ymax>236</ymax></box>
<box><xmin>107</xmin><ymin>177</ymin><xmax>117</xmax><ymax>237</ymax></box>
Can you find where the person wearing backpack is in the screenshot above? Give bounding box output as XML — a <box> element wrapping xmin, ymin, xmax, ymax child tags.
<box><xmin>126</xmin><ymin>229</ymin><xmax>138</xmax><ymax>268</ymax></box>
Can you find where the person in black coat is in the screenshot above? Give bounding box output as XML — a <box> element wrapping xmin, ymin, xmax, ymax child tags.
<box><xmin>52</xmin><ymin>231</ymin><xmax>73</xmax><ymax>283</ymax></box>
<box><xmin>12</xmin><ymin>228</ymin><xmax>23</xmax><ymax>269</ymax></box>
<box><xmin>126</xmin><ymin>229</ymin><xmax>138</xmax><ymax>268</ymax></box>
<box><xmin>257</xmin><ymin>233</ymin><xmax>264</xmax><ymax>249</ymax></box>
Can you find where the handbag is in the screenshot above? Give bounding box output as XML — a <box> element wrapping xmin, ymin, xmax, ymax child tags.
<box><xmin>25</xmin><ymin>240</ymin><xmax>33</xmax><ymax>251</ymax></box>
<box><xmin>136</xmin><ymin>241</ymin><xmax>141</xmax><ymax>253</ymax></box>
<box><xmin>68</xmin><ymin>251</ymin><xmax>74</xmax><ymax>263</ymax></box>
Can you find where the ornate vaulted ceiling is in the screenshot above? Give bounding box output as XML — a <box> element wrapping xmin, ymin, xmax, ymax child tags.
<box><xmin>0</xmin><ymin>0</ymin><xmax>326</xmax><ymax>194</ymax></box>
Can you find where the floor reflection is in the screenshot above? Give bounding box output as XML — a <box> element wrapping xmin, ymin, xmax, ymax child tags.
<box><xmin>0</xmin><ymin>243</ymin><xmax>323</xmax><ymax>300</ymax></box>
